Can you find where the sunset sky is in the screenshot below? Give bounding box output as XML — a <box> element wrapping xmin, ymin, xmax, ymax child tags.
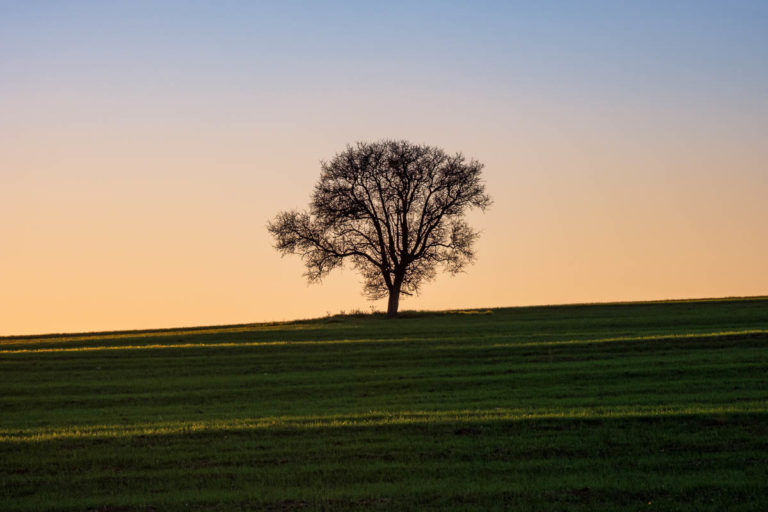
<box><xmin>2</xmin><ymin>1</ymin><xmax>767</xmax><ymax>335</ymax></box>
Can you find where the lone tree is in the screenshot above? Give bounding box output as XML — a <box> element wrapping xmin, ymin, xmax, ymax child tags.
<box><xmin>268</xmin><ymin>140</ymin><xmax>491</xmax><ymax>318</ymax></box>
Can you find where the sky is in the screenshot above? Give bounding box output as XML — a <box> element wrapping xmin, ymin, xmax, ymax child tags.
<box><xmin>1</xmin><ymin>0</ymin><xmax>767</xmax><ymax>335</ymax></box>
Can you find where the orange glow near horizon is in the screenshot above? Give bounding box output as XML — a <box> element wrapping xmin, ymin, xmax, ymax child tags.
<box><xmin>2</xmin><ymin>2</ymin><xmax>767</xmax><ymax>335</ymax></box>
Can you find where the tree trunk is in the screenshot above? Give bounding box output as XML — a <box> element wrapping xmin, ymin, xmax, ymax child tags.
<box><xmin>386</xmin><ymin>283</ymin><xmax>401</xmax><ymax>318</ymax></box>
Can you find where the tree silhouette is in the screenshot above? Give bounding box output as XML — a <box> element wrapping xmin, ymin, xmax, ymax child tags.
<box><xmin>268</xmin><ymin>140</ymin><xmax>491</xmax><ymax>317</ymax></box>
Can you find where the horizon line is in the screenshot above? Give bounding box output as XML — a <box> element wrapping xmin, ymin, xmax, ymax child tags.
<box><xmin>2</xmin><ymin>294</ymin><xmax>766</xmax><ymax>341</ymax></box>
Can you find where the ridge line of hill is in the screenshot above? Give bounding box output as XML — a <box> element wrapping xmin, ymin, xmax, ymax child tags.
<box><xmin>2</xmin><ymin>294</ymin><xmax>766</xmax><ymax>340</ymax></box>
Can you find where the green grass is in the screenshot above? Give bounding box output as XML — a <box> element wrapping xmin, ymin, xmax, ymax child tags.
<box><xmin>1</xmin><ymin>297</ymin><xmax>767</xmax><ymax>511</ymax></box>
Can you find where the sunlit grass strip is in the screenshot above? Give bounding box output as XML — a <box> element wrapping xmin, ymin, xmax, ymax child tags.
<box><xmin>0</xmin><ymin>322</ymin><xmax>326</xmax><ymax>346</ymax></box>
<box><xmin>3</xmin><ymin>403</ymin><xmax>766</xmax><ymax>442</ymax></box>
<box><xmin>2</xmin><ymin>329</ymin><xmax>765</xmax><ymax>354</ymax></box>
<box><xmin>0</xmin><ymin>340</ymin><xmax>292</xmax><ymax>353</ymax></box>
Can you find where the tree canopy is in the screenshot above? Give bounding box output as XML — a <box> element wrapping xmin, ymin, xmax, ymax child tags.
<box><xmin>268</xmin><ymin>140</ymin><xmax>491</xmax><ymax>317</ymax></box>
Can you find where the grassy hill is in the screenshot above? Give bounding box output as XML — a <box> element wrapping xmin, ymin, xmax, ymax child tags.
<box><xmin>1</xmin><ymin>297</ymin><xmax>767</xmax><ymax>511</ymax></box>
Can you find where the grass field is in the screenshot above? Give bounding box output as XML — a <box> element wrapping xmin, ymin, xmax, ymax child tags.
<box><xmin>1</xmin><ymin>297</ymin><xmax>767</xmax><ymax>511</ymax></box>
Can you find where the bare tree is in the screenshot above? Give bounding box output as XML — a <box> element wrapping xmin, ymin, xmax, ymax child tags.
<box><xmin>268</xmin><ymin>140</ymin><xmax>491</xmax><ymax>318</ymax></box>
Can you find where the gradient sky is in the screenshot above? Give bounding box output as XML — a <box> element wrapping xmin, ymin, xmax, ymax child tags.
<box><xmin>2</xmin><ymin>1</ymin><xmax>767</xmax><ymax>335</ymax></box>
